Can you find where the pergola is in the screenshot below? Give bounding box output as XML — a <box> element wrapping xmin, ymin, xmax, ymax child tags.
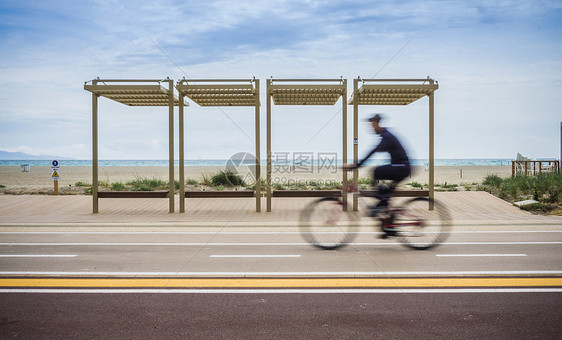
<box><xmin>176</xmin><ymin>78</ymin><xmax>261</xmax><ymax>212</ymax></box>
<box><xmin>84</xmin><ymin>78</ymin><xmax>187</xmax><ymax>213</ymax></box>
<box><xmin>266</xmin><ymin>79</ymin><xmax>348</xmax><ymax>212</ymax></box>
<box><xmin>349</xmin><ymin>77</ymin><xmax>439</xmax><ymax>210</ymax></box>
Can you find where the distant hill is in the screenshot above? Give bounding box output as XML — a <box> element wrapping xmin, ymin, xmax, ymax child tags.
<box><xmin>0</xmin><ymin>151</ymin><xmax>75</xmax><ymax>160</ymax></box>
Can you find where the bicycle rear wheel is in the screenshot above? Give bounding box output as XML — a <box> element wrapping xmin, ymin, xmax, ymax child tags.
<box><xmin>392</xmin><ymin>197</ymin><xmax>451</xmax><ymax>250</ymax></box>
<box><xmin>299</xmin><ymin>197</ymin><xmax>357</xmax><ymax>250</ymax></box>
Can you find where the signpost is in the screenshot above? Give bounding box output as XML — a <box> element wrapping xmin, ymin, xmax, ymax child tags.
<box><xmin>51</xmin><ymin>160</ymin><xmax>60</xmax><ymax>195</ymax></box>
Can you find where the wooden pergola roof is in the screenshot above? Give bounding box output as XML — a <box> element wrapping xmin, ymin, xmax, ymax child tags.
<box><xmin>84</xmin><ymin>83</ymin><xmax>187</xmax><ymax>107</ymax></box>
<box><xmin>270</xmin><ymin>85</ymin><xmax>345</xmax><ymax>105</ymax></box>
<box><xmin>348</xmin><ymin>83</ymin><xmax>438</xmax><ymax>106</ymax></box>
<box><xmin>176</xmin><ymin>80</ymin><xmax>258</xmax><ymax>107</ymax></box>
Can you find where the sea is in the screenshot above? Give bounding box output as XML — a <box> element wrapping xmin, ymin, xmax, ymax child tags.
<box><xmin>0</xmin><ymin>159</ymin><xmax>514</xmax><ymax>167</ymax></box>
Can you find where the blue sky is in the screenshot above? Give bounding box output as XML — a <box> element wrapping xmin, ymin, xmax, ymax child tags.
<box><xmin>0</xmin><ymin>0</ymin><xmax>561</xmax><ymax>161</ymax></box>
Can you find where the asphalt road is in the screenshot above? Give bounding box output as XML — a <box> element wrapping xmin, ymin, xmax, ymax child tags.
<box><xmin>1</xmin><ymin>225</ymin><xmax>561</xmax><ymax>338</ymax></box>
<box><xmin>2</xmin><ymin>293</ymin><xmax>561</xmax><ymax>339</ymax></box>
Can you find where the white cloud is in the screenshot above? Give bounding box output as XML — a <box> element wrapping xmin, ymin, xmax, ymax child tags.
<box><xmin>0</xmin><ymin>0</ymin><xmax>561</xmax><ymax>160</ymax></box>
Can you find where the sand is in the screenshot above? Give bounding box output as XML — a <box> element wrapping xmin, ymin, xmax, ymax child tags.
<box><xmin>0</xmin><ymin>165</ymin><xmax>512</xmax><ymax>195</ymax></box>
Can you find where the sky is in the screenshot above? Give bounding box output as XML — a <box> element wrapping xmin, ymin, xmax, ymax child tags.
<box><xmin>0</xmin><ymin>0</ymin><xmax>561</xmax><ymax>161</ymax></box>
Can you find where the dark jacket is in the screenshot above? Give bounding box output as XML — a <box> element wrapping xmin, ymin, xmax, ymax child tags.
<box><xmin>357</xmin><ymin>128</ymin><xmax>409</xmax><ymax>166</ymax></box>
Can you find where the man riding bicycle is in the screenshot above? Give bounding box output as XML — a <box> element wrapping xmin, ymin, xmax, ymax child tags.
<box><xmin>342</xmin><ymin>114</ymin><xmax>411</xmax><ymax>232</ymax></box>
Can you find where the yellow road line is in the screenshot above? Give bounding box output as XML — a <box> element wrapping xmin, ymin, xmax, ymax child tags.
<box><xmin>0</xmin><ymin>278</ymin><xmax>561</xmax><ymax>288</ymax></box>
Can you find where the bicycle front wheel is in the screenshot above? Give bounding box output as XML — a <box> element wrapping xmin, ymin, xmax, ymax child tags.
<box><xmin>299</xmin><ymin>197</ymin><xmax>357</xmax><ymax>250</ymax></box>
<box><xmin>393</xmin><ymin>197</ymin><xmax>451</xmax><ymax>250</ymax></box>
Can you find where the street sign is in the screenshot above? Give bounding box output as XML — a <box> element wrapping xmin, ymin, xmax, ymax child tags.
<box><xmin>51</xmin><ymin>160</ymin><xmax>60</xmax><ymax>195</ymax></box>
<box><xmin>51</xmin><ymin>169</ymin><xmax>60</xmax><ymax>181</ymax></box>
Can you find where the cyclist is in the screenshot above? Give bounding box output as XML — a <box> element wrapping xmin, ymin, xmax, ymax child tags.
<box><xmin>342</xmin><ymin>114</ymin><xmax>411</xmax><ymax>235</ymax></box>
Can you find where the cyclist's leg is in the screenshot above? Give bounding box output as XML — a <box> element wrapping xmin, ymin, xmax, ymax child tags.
<box><xmin>372</xmin><ymin>165</ymin><xmax>395</xmax><ymax>208</ymax></box>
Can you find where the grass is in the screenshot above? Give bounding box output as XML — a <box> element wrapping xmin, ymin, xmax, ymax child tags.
<box><xmin>74</xmin><ymin>181</ymin><xmax>90</xmax><ymax>187</ymax></box>
<box><xmin>407</xmin><ymin>181</ymin><xmax>423</xmax><ymax>188</ymax></box>
<box><xmin>126</xmin><ymin>178</ymin><xmax>167</xmax><ymax>191</ymax></box>
<box><xmin>110</xmin><ymin>182</ymin><xmax>126</xmax><ymax>191</ymax></box>
<box><xmin>186</xmin><ymin>178</ymin><xmax>199</xmax><ymax>186</ymax></box>
<box><xmin>481</xmin><ymin>173</ymin><xmax>562</xmax><ymax>213</ymax></box>
<box><xmin>0</xmin><ymin>184</ymin><xmax>5</xmax><ymax>189</ymax></box>
<box><xmin>211</xmin><ymin>170</ymin><xmax>246</xmax><ymax>187</ymax></box>
<box><xmin>357</xmin><ymin>178</ymin><xmax>373</xmax><ymax>186</ymax></box>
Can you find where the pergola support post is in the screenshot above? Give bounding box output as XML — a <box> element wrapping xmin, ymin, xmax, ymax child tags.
<box><xmin>428</xmin><ymin>79</ymin><xmax>435</xmax><ymax>210</ymax></box>
<box><xmin>266</xmin><ymin>79</ymin><xmax>272</xmax><ymax>212</ymax></box>
<box><xmin>168</xmin><ymin>79</ymin><xmax>175</xmax><ymax>213</ymax></box>
<box><xmin>352</xmin><ymin>78</ymin><xmax>359</xmax><ymax>211</ymax></box>
<box><xmin>179</xmin><ymin>90</ymin><xmax>185</xmax><ymax>213</ymax></box>
<box><xmin>92</xmin><ymin>86</ymin><xmax>99</xmax><ymax>214</ymax></box>
<box><xmin>254</xmin><ymin>79</ymin><xmax>261</xmax><ymax>212</ymax></box>
<box><xmin>342</xmin><ymin>79</ymin><xmax>348</xmax><ymax>210</ymax></box>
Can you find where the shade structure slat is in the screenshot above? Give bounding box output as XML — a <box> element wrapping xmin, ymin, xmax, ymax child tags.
<box><xmin>177</xmin><ymin>83</ymin><xmax>258</xmax><ymax>107</ymax></box>
<box><xmin>84</xmin><ymin>84</ymin><xmax>186</xmax><ymax>107</ymax></box>
<box><xmin>349</xmin><ymin>84</ymin><xmax>438</xmax><ymax>105</ymax></box>
<box><xmin>269</xmin><ymin>85</ymin><xmax>344</xmax><ymax>105</ymax></box>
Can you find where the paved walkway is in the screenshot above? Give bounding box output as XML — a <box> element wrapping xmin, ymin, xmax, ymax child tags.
<box><xmin>0</xmin><ymin>192</ymin><xmax>560</xmax><ymax>226</ymax></box>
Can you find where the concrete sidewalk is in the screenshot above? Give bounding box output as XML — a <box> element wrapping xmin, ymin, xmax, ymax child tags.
<box><xmin>0</xmin><ymin>192</ymin><xmax>560</xmax><ymax>227</ymax></box>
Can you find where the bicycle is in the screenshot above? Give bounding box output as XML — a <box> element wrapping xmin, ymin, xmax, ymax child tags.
<box><xmin>299</xmin><ymin>181</ymin><xmax>451</xmax><ymax>250</ymax></box>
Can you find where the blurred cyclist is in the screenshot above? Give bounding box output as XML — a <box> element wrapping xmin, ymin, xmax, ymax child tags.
<box><xmin>342</xmin><ymin>113</ymin><xmax>411</xmax><ymax>224</ymax></box>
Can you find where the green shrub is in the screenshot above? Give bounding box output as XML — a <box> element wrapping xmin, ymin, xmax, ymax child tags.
<box><xmin>110</xmin><ymin>182</ymin><xmax>125</xmax><ymax>191</ymax></box>
<box><xmin>499</xmin><ymin>181</ymin><xmax>518</xmax><ymax>200</ymax></box>
<box><xmin>186</xmin><ymin>178</ymin><xmax>199</xmax><ymax>185</ymax></box>
<box><xmin>201</xmin><ymin>174</ymin><xmax>213</xmax><ymax>186</ymax></box>
<box><xmin>357</xmin><ymin>178</ymin><xmax>373</xmax><ymax>185</ymax></box>
<box><xmin>126</xmin><ymin>178</ymin><xmax>167</xmax><ymax>191</ymax></box>
<box><xmin>407</xmin><ymin>182</ymin><xmax>423</xmax><ymax>188</ymax></box>
<box><xmin>211</xmin><ymin>171</ymin><xmax>245</xmax><ymax>187</ymax></box>
<box><xmin>520</xmin><ymin>202</ymin><xmax>555</xmax><ymax>213</ymax></box>
<box><xmin>75</xmin><ymin>181</ymin><xmax>90</xmax><ymax>187</ymax></box>
<box><xmin>482</xmin><ymin>174</ymin><xmax>503</xmax><ymax>188</ymax></box>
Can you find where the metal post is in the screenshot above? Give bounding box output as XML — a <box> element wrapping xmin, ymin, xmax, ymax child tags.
<box><xmin>179</xmin><ymin>91</ymin><xmax>185</xmax><ymax>213</ymax></box>
<box><xmin>342</xmin><ymin>79</ymin><xmax>348</xmax><ymax>210</ymax></box>
<box><xmin>168</xmin><ymin>79</ymin><xmax>174</xmax><ymax>213</ymax></box>
<box><xmin>428</xmin><ymin>80</ymin><xmax>435</xmax><ymax>210</ymax></box>
<box><xmin>353</xmin><ymin>78</ymin><xmax>359</xmax><ymax>211</ymax></box>
<box><xmin>92</xmin><ymin>89</ymin><xmax>99</xmax><ymax>213</ymax></box>
<box><xmin>266</xmin><ymin>79</ymin><xmax>272</xmax><ymax>212</ymax></box>
<box><xmin>254</xmin><ymin>79</ymin><xmax>261</xmax><ymax>212</ymax></box>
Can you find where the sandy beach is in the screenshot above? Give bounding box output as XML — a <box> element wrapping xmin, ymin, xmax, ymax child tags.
<box><xmin>0</xmin><ymin>165</ymin><xmax>512</xmax><ymax>195</ymax></box>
